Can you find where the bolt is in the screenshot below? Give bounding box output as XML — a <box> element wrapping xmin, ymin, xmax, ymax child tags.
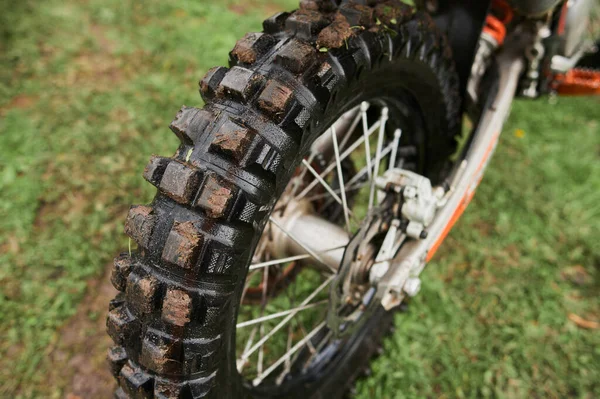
<box><xmin>434</xmin><ymin>186</ymin><xmax>446</xmax><ymax>200</ymax></box>
<box><xmin>403</xmin><ymin>277</ymin><xmax>421</xmax><ymax>297</ymax></box>
<box><xmin>404</xmin><ymin>186</ymin><xmax>417</xmax><ymax>199</ymax></box>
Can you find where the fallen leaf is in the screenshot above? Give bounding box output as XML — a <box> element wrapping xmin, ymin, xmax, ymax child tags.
<box><xmin>568</xmin><ymin>313</ymin><xmax>599</xmax><ymax>329</ymax></box>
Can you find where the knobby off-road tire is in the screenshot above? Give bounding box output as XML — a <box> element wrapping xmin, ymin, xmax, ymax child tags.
<box><xmin>106</xmin><ymin>1</ymin><xmax>461</xmax><ymax>398</ymax></box>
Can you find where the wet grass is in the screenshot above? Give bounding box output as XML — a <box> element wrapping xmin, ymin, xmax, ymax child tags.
<box><xmin>357</xmin><ymin>98</ymin><xmax>600</xmax><ymax>399</ymax></box>
<box><xmin>0</xmin><ymin>0</ymin><xmax>598</xmax><ymax>397</ymax></box>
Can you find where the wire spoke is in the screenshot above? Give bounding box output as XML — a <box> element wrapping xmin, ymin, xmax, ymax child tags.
<box><xmin>337</xmin><ymin>107</ymin><xmax>363</xmax><ymax>153</ymax></box>
<box><xmin>301</xmin><ymin>158</ymin><xmax>347</xmax><ymax>211</ymax></box>
<box><xmin>236</xmin><ymin>300</ymin><xmax>328</xmax><ymax>329</ymax></box>
<box><xmin>361</xmin><ymin>101</ymin><xmax>373</xmax><ymax>181</ymax></box>
<box><xmin>250</xmin><ymin>254</ymin><xmax>310</xmax><ymax>271</ymax></box>
<box><xmin>240</xmin><ymin>270</ymin><xmax>259</xmax><ymax>304</ymax></box>
<box><xmin>295</xmin><ymin>121</ymin><xmax>381</xmax><ymax>201</ymax></box>
<box><xmin>249</xmin><ymin>244</ymin><xmax>347</xmax><ymax>271</ymax></box>
<box><xmin>288</xmin><ymin>283</ymin><xmax>317</xmax><ymax>356</ymax></box>
<box><xmin>257</xmin><ymin>261</ymin><xmax>270</xmax><ymax>374</ymax></box>
<box><xmin>331</xmin><ymin>125</ymin><xmax>351</xmax><ymax>232</ymax></box>
<box><xmin>389</xmin><ymin>128</ymin><xmax>402</xmax><ymax>171</ymax></box>
<box><xmin>368</xmin><ymin>107</ymin><xmax>389</xmax><ymax>210</ymax></box>
<box><xmin>318</xmin><ymin>141</ymin><xmax>396</xmax><ymax>210</ymax></box>
<box><xmin>346</xmin><ymin>142</ymin><xmax>395</xmax><ymax>188</ymax></box>
<box><xmin>285</xmin><ymin>152</ymin><xmax>316</xmax><ymax>205</ymax></box>
<box><xmin>237</xmin><ymin>326</ymin><xmax>258</xmax><ymax>372</ymax></box>
<box><xmin>252</xmin><ymin>321</ymin><xmax>327</xmax><ymax>386</ymax></box>
<box><xmin>239</xmin><ymin>275</ymin><xmax>334</xmax><ymax>363</ymax></box>
<box><xmin>303</xmin><ymin>329</ymin><xmax>332</xmax><ymax>371</ymax></box>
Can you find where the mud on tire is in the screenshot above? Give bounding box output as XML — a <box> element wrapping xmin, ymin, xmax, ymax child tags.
<box><xmin>107</xmin><ymin>1</ymin><xmax>461</xmax><ymax>398</ymax></box>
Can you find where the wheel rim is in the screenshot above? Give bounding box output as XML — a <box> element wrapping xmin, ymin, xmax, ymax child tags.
<box><xmin>235</xmin><ymin>100</ymin><xmax>420</xmax><ymax>389</ymax></box>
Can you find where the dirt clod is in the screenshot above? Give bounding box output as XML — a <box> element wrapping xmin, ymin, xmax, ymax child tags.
<box><xmin>276</xmin><ymin>39</ymin><xmax>316</xmax><ymax>73</ymax></box>
<box><xmin>212</xmin><ymin>120</ymin><xmax>254</xmax><ymax>162</ymax></box>
<box><xmin>159</xmin><ymin>161</ymin><xmax>201</xmax><ymax>203</ymax></box>
<box><xmin>299</xmin><ymin>0</ymin><xmax>320</xmax><ymax>11</ymax></box>
<box><xmin>257</xmin><ymin>80</ymin><xmax>293</xmax><ymax>117</ymax></box>
<box><xmin>195</xmin><ymin>175</ymin><xmax>233</xmax><ymax>218</ymax></box>
<box><xmin>124</xmin><ymin>206</ymin><xmax>156</xmax><ymax>248</ymax></box>
<box><xmin>317</xmin><ymin>12</ymin><xmax>354</xmax><ymax>49</ymax></box>
<box><xmin>161</xmin><ymin>221</ymin><xmax>203</xmax><ymax>269</ymax></box>
<box><xmin>127</xmin><ymin>274</ymin><xmax>160</xmax><ymax>314</ymax></box>
<box><xmin>373</xmin><ymin>1</ymin><xmax>414</xmax><ymax>25</ymax></box>
<box><xmin>162</xmin><ymin>289</ymin><xmax>192</xmax><ymax>326</ymax></box>
<box><xmin>231</xmin><ymin>33</ymin><xmax>262</xmax><ymax>64</ymax></box>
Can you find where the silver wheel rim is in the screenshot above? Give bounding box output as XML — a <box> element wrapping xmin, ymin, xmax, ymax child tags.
<box><xmin>235</xmin><ymin>101</ymin><xmax>410</xmax><ymax>386</ymax></box>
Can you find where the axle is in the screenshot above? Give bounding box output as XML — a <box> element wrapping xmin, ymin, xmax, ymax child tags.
<box><xmin>269</xmin><ymin>199</ymin><xmax>349</xmax><ymax>272</ymax></box>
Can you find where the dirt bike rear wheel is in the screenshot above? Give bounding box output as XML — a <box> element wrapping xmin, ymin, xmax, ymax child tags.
<box><xmin>107</xmin><ymin>1</ymin><xmax>461</xmax><ymax>398</ymax></box>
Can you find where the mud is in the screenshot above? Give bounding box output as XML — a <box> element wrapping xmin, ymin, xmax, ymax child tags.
<box><xmin>314</xmin><ymin>1</ymin><xmax>413</xmax><ymax>49</ymax></box>
<box><xmin>162</xmin><ymin>289</ymin><xmax>192</xmax><ymax>326</ymax></box>
<box><xmin>373</xmin><ymin>1</ymin><xmax>414</xmax><ymax>24</ymax></box>
<box><xmin>128</xmin><ymin>274</ymin><xmax>160</xmax><ymax>313</ymax></box>
<box><xmin>195</xmin><ymin>175</ymin><xmax>233</xmax><ymax>218</ymax></box>
<box><xmin>299</xmin><ymin>0</ymin><xmax>320</xmax><ymax>11</ymax></box>
<box><xmin>258</xmin><ymin>80</ymin><xmax>293</xmax><ymax>117</ymax></box>
<box><xmin>111</xmin><ymin>254</ymin><xmax>134</xmax><ymax>291</ymax></box>
<box><xmin>231</xmin><ymin>33</ymin><xmax>261</xmax><ymax>64</ymax></box>
<box><xmin>161</xmin><ymin>221</ymin><xmax>203</xmax><ymax>269</ymax></box>
<box><xmin>212</xmin><ymin>119</ymin><xmax>254</xmax><ymax>162</ymax></box>
<box><xmin>124</xmin><ymin>205</ymin><xmax>156</xmax><ymax>248</ymax></box>
<box><xmin>317</xmin><ymin>12</ymin><xmax>354</xmax><ymax>49</ymax></box>
<box><xmin>159</xmin><ymin>161</ymin><xmax>201</xmax><ymax>203</ymax></box>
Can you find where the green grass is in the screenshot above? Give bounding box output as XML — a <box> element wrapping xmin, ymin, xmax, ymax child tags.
<box><xmin>0</xmin><ymin>0</ymin><xmax>598</xmax><ymax>398</ymax></box>
<box><xmin>357</xmin><ymin>98</ymin><xmax>600</xmax><ymax>398</ymax></box>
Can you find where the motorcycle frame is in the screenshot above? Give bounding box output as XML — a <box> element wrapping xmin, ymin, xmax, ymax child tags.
<box><xmin>353</xmin><ymin>0</ymin><xmax>593</xmax><ymax>307</ymax></box>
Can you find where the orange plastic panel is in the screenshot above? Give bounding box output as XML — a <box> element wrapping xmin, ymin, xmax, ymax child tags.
<box><xmin>556</xmin><ymin>69</ymin><xmax>600</xmax><ymax>96</ymax></box>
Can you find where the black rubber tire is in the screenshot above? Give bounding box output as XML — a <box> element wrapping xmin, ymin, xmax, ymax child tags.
<box><xmin>106</xmin><ymin>1</ymin><xmax>461</xmax><ymax>398</ymax></box>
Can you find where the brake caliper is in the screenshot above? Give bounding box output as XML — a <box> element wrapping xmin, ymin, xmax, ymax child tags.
<box><xmin>369</xmin><ymin>169</ymin><xmax>446</xmax><ymax>309</ymax></box>
<box><xmin>376</xmin><ymin>168</ymin><xmax>445</xmax><ymax>240</ymax></box>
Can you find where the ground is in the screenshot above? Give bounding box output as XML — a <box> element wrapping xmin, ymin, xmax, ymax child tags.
<box><xmin>0</xmin><ymin>0</ymin><xmax>598</xmax><ymax>398</ymax></box>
